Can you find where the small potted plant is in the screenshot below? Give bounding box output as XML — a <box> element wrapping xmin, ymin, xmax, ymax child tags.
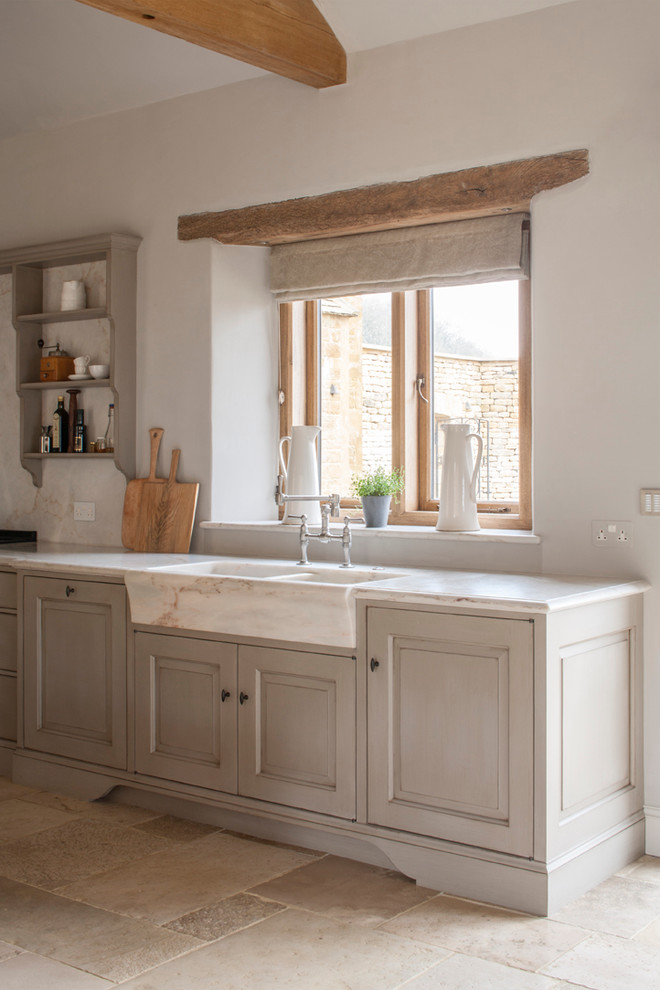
<box><xmin>351</xmin><ymin>465</ymin><xmax>405</xmax><ymax>528</ymax></box>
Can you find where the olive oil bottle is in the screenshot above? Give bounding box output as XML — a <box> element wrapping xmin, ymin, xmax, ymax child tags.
<box><xmin>52</xmin><ymin>395</ymin><xmax>69</xmax><ymax>453</ymax></box>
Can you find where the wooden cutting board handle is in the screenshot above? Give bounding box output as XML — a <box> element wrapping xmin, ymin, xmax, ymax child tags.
<box><xmin>168</xmin><ymin>448</ymin><xmax>181</xmax><ymax>483</ymax></box>
<box><xmin>147</xmin><ymin>428</ymin><xmax>164</xmax><ymax>481</ymax></box>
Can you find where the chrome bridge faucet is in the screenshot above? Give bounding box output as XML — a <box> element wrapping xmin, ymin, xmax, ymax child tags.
<box><xmin>298</xmin><ymin>504</ymin><xmax>362</xmax><ymax>568</ymax></box>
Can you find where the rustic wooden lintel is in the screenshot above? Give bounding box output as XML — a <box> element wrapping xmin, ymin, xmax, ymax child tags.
<box><xmin>178</xmin><ymin>150</ymin><xmax>589</xmax><ymax>246</ymax></box>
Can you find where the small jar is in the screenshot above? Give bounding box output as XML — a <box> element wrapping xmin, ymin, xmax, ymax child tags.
<box><xmin>95</xmin><ymin>437</ymin><xmax>106</xmax><ymax>453</ymax></box>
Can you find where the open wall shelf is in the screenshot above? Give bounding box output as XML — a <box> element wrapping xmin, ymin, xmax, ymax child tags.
<box><xmin>0</xmin><ymin>233</ymin><xmax>141</xmax><ymax>487</ymax></box>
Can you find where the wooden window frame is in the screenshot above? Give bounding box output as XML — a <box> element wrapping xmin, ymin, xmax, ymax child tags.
<box><xmin>279</xmin><ymin>283</ymin><xmax>531</xmax><ymax>530</ymax></box>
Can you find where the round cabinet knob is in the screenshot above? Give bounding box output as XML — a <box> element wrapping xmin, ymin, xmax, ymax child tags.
<box><xmin>65</xmin><ymin>585</ymin><xmax>75</xmax><ymax>597</ymax></box>
<box><xmin>370</xmin><ymin>658</ymin><xmax>380</xmax><ymax>672</ymax></box>
<box><xmin>221</xmin><ymin>689</ymin><xmax>231</xmax><ymax>702</ymax></box>
<box><xmin>239</xmin><ymin>692</ymin><xmax>249</xmax><ymax>705</ymax></box>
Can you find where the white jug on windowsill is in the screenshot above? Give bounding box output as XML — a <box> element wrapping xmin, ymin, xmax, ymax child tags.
<box><xmin>279</xmin><ymin>425</ymin><xmax>322</xmax><ymax>526</ymax></box>
<box><xmin>436</xmin><ymin>422</ymin><xmax>484</xmax><ymax>532</ymax></box>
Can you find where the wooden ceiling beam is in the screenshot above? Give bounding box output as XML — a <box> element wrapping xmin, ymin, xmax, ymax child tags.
<box><xmin>177</xmin><ymin>150</ymin><xmax>590</xmax><ymax>245</ymax></box>
<box><xmin>74</xmin><ymin>0</ymin><xmax>346</xmax><ymax>88</ymax></box>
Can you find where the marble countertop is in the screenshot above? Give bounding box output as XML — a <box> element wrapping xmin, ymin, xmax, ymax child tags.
<box><xmin>0</xmin><ymin>542</ymin><xmax>648</xmax><ymax>614</ymax></box>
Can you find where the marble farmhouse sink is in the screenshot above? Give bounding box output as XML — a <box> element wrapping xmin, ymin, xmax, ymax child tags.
<box><xmin>125</xmin><ymin>558</ymin><xmax>406</xmax><ymax>648</ymax></box>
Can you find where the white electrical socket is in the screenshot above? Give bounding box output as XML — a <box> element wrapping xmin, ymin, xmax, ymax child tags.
<box><xmin>592</xmin><ymin>520</ymin><xmax>632</xmax><ymax>546</ymax></box>
<box><xmin>73</xmin><ymin>501</ymin><xmax>95</xmax><ymax>522</ymax></box>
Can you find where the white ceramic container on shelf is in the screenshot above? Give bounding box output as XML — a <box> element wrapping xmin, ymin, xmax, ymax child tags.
<box><xmin>436</xmin><ymin>422</ymin><xmax>484</xmax><ymax>532</ymax></box>
<box><xmin>89</xmin><ymin>364</ymin><xmax>110</xmax><ymax>379</ymax></box>
<box><xmin>60</xmin><ymin>280</ymin><xmax>86</xmax><ymax>311</ymax></box>
<box><xmin>279</xmin><ymin>425</ymin><xmax>322</xmax><ymax>525</ymax></box>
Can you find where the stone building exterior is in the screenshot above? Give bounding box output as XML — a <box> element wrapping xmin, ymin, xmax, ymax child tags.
<box><xmin>319</xmin><ymin>300</ymin><xmax>519</xmax><ymax>503</ymax></box>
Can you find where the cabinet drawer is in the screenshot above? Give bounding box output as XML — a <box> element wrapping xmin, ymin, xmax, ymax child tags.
<box><xmin>0</xmin><ymin>571</ymin><xmax>16</xmax><ymax>610</ymax></box>
<box><xmin>0</xmin><ymin>611</ymin><xmax>17</xmax><ymax>672</ymax></box>
<box><xmin>0</xmin><ymin>672</ymin><xmax>17</xmax><ymax>743</ymax></box>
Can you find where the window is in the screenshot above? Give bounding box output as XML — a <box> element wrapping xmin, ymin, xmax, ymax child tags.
<box><xmin>276</xmin><ymin>215</ymin><xmax>531</xmax><ymax>529</ymax></box>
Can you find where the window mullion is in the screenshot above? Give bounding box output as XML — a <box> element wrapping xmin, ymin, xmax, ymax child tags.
<box><xmin>417</xmin><ymin>290</ymin><xmax>433</xmax><ymax>512</ymax></box>
<box><xmin>278</xmin><ymin>302</ymin><xmax>294</xmax><ymax>443</ymax></box>
<box><xmin>517</xmin><ymin>279</ymin><xmax>532</xmax><ymax>529</ymax></box>
<box><xmin>305</xmin><ymin>300</ymin><xmax>320</xmax><ymax>426</ymax></box>
<box><xmin>391</xmin><ymin>291</ymin><xmax>419</xmax><ymax>519</ymax></box>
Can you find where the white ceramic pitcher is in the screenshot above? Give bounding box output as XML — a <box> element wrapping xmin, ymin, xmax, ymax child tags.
<box><xmin>279</xmin><ymin>425</ymin><xmax>322</xmax><ymax>525</ymax></box>
<box><xmin>436</xmin><ymin>423</ymin><xmax>484</xmax><ymax>532</ymax></box>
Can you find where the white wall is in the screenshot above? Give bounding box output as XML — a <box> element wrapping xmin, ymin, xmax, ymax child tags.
<box><xmin>1</xmin><ymin>0</ymin><xmax>659</xmax><ymax>839</ymax></box>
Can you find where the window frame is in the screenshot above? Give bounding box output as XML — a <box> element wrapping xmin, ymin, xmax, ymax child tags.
<box><xmin>278</xmin><ymin>281</ymin><xmax>531</xmax><ymax>530</ymax></box>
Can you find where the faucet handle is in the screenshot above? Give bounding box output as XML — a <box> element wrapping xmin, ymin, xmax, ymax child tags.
<box><xmin>329</xmin><ymin>494</ymin><xmax>341</xmax><ymax>516</ymax></box>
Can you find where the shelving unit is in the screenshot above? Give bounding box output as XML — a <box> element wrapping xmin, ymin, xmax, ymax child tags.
<box><xmin>0</xmin><ymin>233</ymin><xmax>141</xmax><ymax>487</ymax></box>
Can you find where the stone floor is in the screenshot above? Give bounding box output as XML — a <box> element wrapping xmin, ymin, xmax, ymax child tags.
<box><xmin>0</xmin><ymin>777</ymin><xmax>659</xmax><ymax>989</ymax></box>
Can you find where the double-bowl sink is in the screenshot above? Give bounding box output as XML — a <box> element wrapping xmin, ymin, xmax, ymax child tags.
<box><xmin>124</xmin><ymin>557</ymin><xmax>406</xmax><ymax>649</ymax></box>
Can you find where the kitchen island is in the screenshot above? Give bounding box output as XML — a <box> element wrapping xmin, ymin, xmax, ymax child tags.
<box><xmin>0</xmin><ymin>543</ymin><xmax>648</xmax><ymax>915</ymax></box>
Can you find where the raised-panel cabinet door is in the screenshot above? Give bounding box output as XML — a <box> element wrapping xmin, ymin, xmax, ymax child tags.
<box><xmin>0</xmin><ymin>610</ymin><xmax>17</xmax><ymax>672</ymax></box>
<box><xmin>0</xmin><ymin>672</ymin><xmax>17</xmax><ymax>743</ymax></box>
<box><xmin>238</xmin><ymin>645</ymin><xmax>356</xmax><ymax>820</ymax></box>
<box><xmin>367</xmin><ymin>607</ymin><xmax>534</xmax><ymax>857</ymax></box>
<box><xmin>134</xmin><ymin>633</ymin><xmax>238</xmax><ymax>793</ymax></box>
<box><xmin>23</xmin><ymin>576</ymin><xmax>127</xmax><ymax>768</ymax></box>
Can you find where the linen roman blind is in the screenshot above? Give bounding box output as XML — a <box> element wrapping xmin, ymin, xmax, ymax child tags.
<box><xmin>270</xmin><ymin>212</ymin><xmax>530</xmax><ymax>302</ymax></box>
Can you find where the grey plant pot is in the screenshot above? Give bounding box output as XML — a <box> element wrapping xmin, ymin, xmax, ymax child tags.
<box><xmin>361</xmin><ymin>495</ymin><xmax>392</xmax><ymax>528</ymax></box>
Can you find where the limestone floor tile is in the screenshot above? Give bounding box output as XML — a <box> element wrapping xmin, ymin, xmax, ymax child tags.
<box><xmin>399</xmin><ymin>952</ymin><xmax>564</xmax><ymax>989</ymax></box>
<box><xmin>0</xmin><ymin>796</ymin><xmax>78</xmax><ymax>843</ymax></box>
<box><xmin>633</xmin><ymin>916</ymin><xmax>660</xmax><ymax>947</ymax></box>
<box><xmin>0</xmin><ymin>951</ymin><xmax>113</xmax><ymax>988</ymax></box>
<box><xmin>0</xmin><ymin>818</ymin><xmax>174</xmax><ymax>890</ymax></box>
<box><xmin>0</xmin><ymin>777</ymin><xmax>38</xmax><ymax>802</ymax></box>
<box><xmin>250</xmin><ymin>854</ymin><xmax>436</xmax><ymax>927</ymax></box>
<box><xmin>0</xmin><ymin>938</ymin><xmax>23</xmax><ymax>961</ymax></box>
<box><xmin>616</xmin><ymin>855</ymin><xmax>660</xmax><ymax>885</ymax></box>
<box><xmin>115</xmin><ymin>907</ymin><xmax>450</xmax><ymax>990</ymax></box>
<box><xmin>549</xmin><ymin>875</ymin><xmax>660</xmax><ymax>937</ymax></box>
<box><xmin>58</xmin><ymin>830</ymin><xmax>319</xmax><ymax>925</ymax></box>
<box><xmin>223</xmin><ymin>828</ymin><xmax>326</xmax><ymax>857</ymax></box>
<box><xmin>19</xmin><ymin>790</ymin><xmax>161</xmax><ymax>826</ymax></box>
<box><xmin>0</xmin><ymin>876</ymin><xmax>202</xmax><ymax>983</ymax></box>
<box><xmin>166</xmin><ymin>891</ymin><xmax>286</xmax><ymax>941</ymax></box>
<box><xmin>381</xmin><ymin>894</ymin><xmax>589</xmax><ymax>973</ymax></box>
<box><xmin>131</xmin><ymin>814</ymin><xmax>220</xmax><ymax>843</ymax></box>
<box><xmin>541</xmin><ymin>931</ymin><xmax>660</xmax><ymax>990</ymax></box>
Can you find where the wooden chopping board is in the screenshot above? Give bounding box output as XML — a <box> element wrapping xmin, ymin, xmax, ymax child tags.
<box><xmin>121</xmin><ymin>427</ymin><xmax>166</xmax><ymax>550</ymax></box>
<box><xmin>132</xmin><ymin>448</ymin><xmax>199</xmax><ymax>554</ymax></box>
<box><xmin>139</xmin><ymin>449</ymin><xmax>199</xmax><ymax>553</ymax></box>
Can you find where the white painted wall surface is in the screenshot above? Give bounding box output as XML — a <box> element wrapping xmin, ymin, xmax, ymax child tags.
<box><xmin>1</xmin><ymin>0</ymin><xmax>659</xmax><ymax>844</ymax></box>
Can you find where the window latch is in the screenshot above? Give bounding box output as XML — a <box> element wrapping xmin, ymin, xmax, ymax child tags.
<box><xmin>415</xmin><ymin>375</ymin><xmax>429</xmax><ymax>404</ymax></box>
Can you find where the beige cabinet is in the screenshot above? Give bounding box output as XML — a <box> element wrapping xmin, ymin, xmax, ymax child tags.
<box><xmin>0</xmin><ymin>571</ymin><xmax>18</xmax><ymax>747</ymax></box>
<box><xmin>23</xmin><ymin>575</ymin><xmax>127</xmax><ymax>768</ymax></box>
<box><xmin>238</xmin><ymin>645</ymin><xmax>356</xmax><ymax>819</ymax></box>
<box><xmin>366</xmin><ymin>606</ymin><xmax>534</xmax><ymax>856</ymax></box>
<box><xmin>134</xmin><ymin>634</ymin><xmax>356</xmax><ymax>820</ymax></box>
<box><xmin>134</xmin><ymin>633</ymin><xmax>238</xmax><ymax>792</ymax></box>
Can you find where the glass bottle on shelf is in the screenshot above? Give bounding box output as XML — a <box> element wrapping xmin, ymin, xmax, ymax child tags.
<box><xmin>74</xmin><ymin>410</ymin><xmax>85</xmax><ymax>453</ymax></box>
<box><xmin>52</xmin><ymin>396</ymin><xmax>69</xmax><ymax>453</ymax></box>
<box><xmin>104</xmin><ymin>403</ymin><xmax>115</xmax><ymax>453</ymax></box>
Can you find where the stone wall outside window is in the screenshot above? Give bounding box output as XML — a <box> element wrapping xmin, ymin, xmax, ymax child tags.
<box><xmin>319</xmin><ymin>304</ymin><xmax>518</xmax><ymax>503</ymax></box>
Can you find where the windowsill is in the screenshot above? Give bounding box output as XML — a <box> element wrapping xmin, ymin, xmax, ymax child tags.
<box><xmin>200</xmin><ymin>520</ymin><xmax>541</xmax><ymax>544</ymax></box>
